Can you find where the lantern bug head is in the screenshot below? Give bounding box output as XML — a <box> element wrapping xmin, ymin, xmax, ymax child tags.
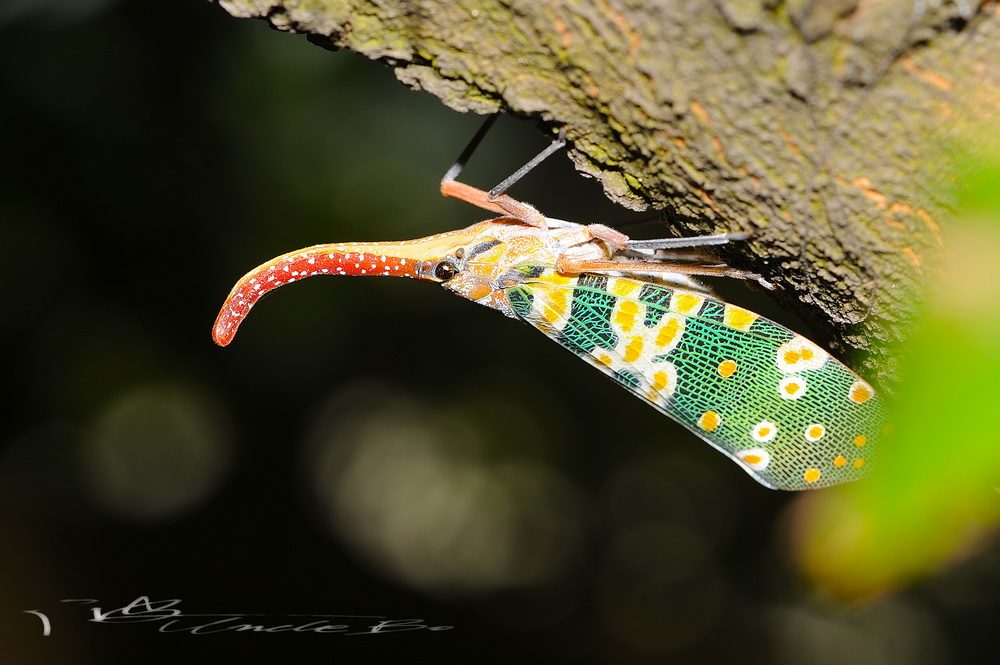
<box><xmin>211</xmin><ymin>216</ymin><xmax>614</xmax><ymax>346</ymax></box>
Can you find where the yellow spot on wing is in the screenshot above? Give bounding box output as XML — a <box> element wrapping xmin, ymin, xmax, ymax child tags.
<box><xmin>624</xmin><ymin>336</ymin><xmax>644</xmax><ymax>363</ymax></box>
<box><xmin>647</xmin><ymin>363</ymin><xmax>677</xmax><ymax>400</ymax></box>
<box><xmin>751</xmin><ymin>421</ymin><xmax>777</xmax><ymax>442</ymax></box>
<box><xmin>736</xmin><ymin>447</ymin><xmax>770</xmax><ymax>470</ymax></box>
<box><xmin>611</xmin><ymin>279</ymin><xmax>640</xmax><ymax>297</ymax></box>
<box><xmin>786</xmin><ymin>347</ymin><xmax>813</xmax><ymax>363</ymax></box>
<box><xmin>652</xmin><ymin>371</ymin><xmax>669</xmax><ymax>390</ymax></box>
<box><xmin>542</xmin><ymin>289</ymin><xmax>568</xmax><ymax>324</ymax></box>
<box><xmin>853</xmin><ymin>435</ymin><xmax>868</xmax><ymax>447</ymax></box>
<box><xmin>614</xmin><ymin>300</ymin><xmax>639</xmax><ymax>333</ymax></box>
<box><xmin>718</xmin><ymin>359</ymin><xmax>737</xmax><ymax>378</ymax></box>
<box><xmin>698</xmin><ymin>410</ymin><xmax>721</xmax><ymax>431</ymax></box>
<box><xmin>723</xmin><ymin>305</ymin><xmax>758</xmax><ymax>331</ymax></box>
<box><xmin>805</xmin><ymin>424</ymin><xmax>826</xmax><ymax>441</ymax></box>
<box><xmin>776</xmin><ymin>336</ymin><xmax>829</xmax><ymax>373</ymax></box>
<box><xmin>849</xmin><ymin>380</ymin><xmax>874</xmax><ymax>404</ymax></box>
<box><xmin>655</xmin><ymin>316</ymin><xmax>683</xmax><ymax>348</ymax></box>
<box><xmin>853</xmin><ymin>458</ymin><xmax>866</xmax><ymax>469</ymax></box>
<box><xmin>834</xmin><ymin>455</ymin><xmax>847</xmax><ymax>467</ymax></box>
<box><xmin>778</xmin><ymin>376</ymin><xmax>807</xmax><ymax>400</ymax></box>
<box><xmin>670</xmin><ymin>291</ymin><xmax>704</xmax><ymax>315</ymax></box>
<box><xmin>804</xmin><ymin>468</ymin><xmax>821</xmax><ymax>483</ymax></box>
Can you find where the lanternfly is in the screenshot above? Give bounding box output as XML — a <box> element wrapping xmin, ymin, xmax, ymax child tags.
<box><xmin>213</xmin><ymin>117</ymin><xmax>883</xmax><ymax>490</ymax></box>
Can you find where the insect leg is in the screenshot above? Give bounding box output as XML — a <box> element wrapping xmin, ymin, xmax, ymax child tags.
<box><xmin>439</xmin><ymin>116</ymin><xmax>563</xmax><ymax>228</ymax></box>
<box><xmin>577</xmin><ymin>229</ymin><xmax>752</xmax><ymax>258</ymax></box>
<box><xmin>440</xmin><ymin>116</ymin><xmax>516</xmax><ymax>218</ymax></box>
<box><xmin>626</xmin><ymin>231</ymin><xmax>750</xmax><ymax>251</ymax></box>
<box><xmin>440</xmin><ymin>114</ymin><xmax>499</xmax><ymax>186</ymax></box>
<box><xmin>584</xmin><ymin>223</ymin><xmax>630</xmax><ymax>250</ymax></box>
<box><xmin>487</xmin><ymin>128</ymin><xmax>567</xmax><ymax>198</ymax></box>
<box><xmin>555</xmin><ymin>257</ymin><xmax>775</xmax><ymax>290</ymax></box>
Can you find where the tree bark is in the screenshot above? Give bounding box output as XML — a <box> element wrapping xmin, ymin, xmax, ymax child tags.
<box><xmin>214</xmin><ymin>0</ymin><xmax>1000</xmax><ymax>390</ymax></box>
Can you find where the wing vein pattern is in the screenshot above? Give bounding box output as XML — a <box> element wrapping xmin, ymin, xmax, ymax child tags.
<box><xmin>507</xmin><ymin>271</ymin><xmax>882</xmax><ymax>490</ymax></box>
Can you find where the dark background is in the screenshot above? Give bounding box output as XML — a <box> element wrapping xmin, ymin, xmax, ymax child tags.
<box><xmin>1</xmin><ymin>1</ymin><xmax>997</xmax><ymax>663</ymax></box>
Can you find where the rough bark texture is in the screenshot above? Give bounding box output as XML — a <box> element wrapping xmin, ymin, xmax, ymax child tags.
<box><xmin>214</xmin><ymin>0</ymin><xmax>1000</xmax><ymax>390</ymax></box>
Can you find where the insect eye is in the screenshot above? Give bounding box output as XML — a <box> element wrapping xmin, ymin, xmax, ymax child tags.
<box><xmin>434</xmin><ymin>261</ymin><xmax>458</xmax><ymax>281</ymax></box>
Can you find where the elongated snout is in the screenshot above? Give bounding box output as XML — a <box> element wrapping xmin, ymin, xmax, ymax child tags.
<box><xmin>212</xmin><ymin>231</ymin><xmax>470</xmax><ymax>346</ymax></box>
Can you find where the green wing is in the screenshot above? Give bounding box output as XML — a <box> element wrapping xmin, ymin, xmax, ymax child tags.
<box><xmin>505</xmin><ymin>272</ymin><xmax>883</xmax><ymax>490</ymax></box>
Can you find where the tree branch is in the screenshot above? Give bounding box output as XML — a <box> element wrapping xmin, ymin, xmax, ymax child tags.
<box><xmin>214</xmin><ymin>0</ymin><xmax>1000</xmax><ymax>389</ymax></box>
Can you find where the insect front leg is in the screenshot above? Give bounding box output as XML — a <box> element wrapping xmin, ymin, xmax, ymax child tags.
<box><xmin>440</xmin><ymin>179</ymin><xmax>549</xmax><ymax>228</ymax></box>
<box><xmin>440</xmin><ymin>115</ymin><xmax>568</xmax><ymax>229</ymax></box>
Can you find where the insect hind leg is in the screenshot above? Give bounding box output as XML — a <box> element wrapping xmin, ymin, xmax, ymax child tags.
<box><xmin>626</xmin><ymin>231</ymin><xmax>750</xmax><ymax>251</ymax></box>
